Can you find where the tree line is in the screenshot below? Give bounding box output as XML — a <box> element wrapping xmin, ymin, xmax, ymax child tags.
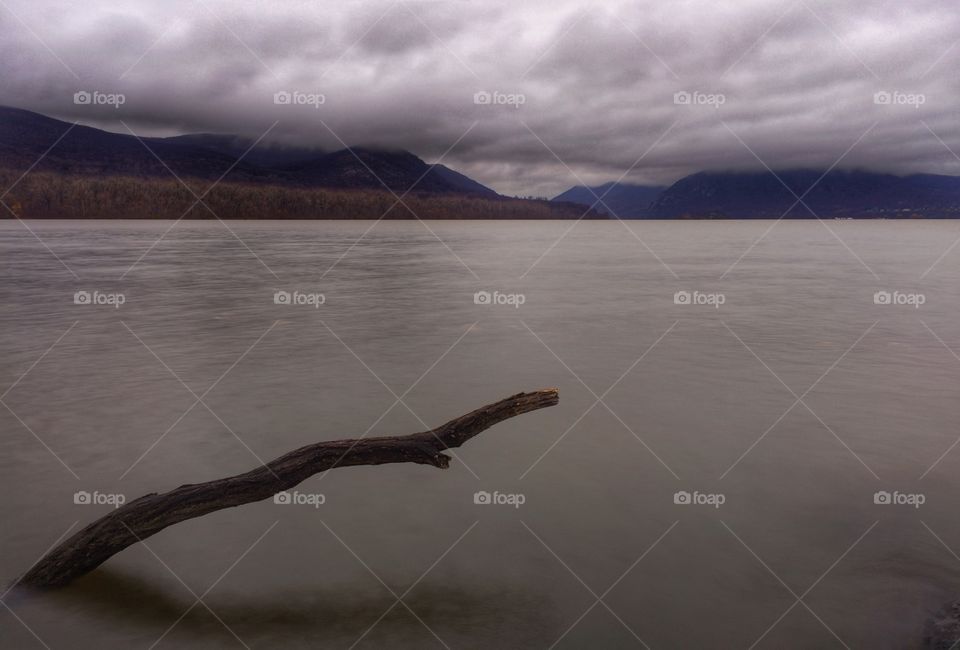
<box><xmin>0</xmin><ymin>171</ymin><xmax>598</xmax><ymax>220</ymax></box>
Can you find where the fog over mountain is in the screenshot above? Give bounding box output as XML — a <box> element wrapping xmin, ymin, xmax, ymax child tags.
<box><xmin>553</xmin><ymin>183</ymin><xmax>666</xmax><ymax>218</ymax></box>
<box><xmin>1</xmin><ymin>0</ymin><xmax>958</xmax><ymax>197</ymax></box>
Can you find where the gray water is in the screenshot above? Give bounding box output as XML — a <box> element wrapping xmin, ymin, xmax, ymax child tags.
<box><xmin>2</xmin><ymin>219</ymin><xmax>960</xmax><ymax>649</ymax></box>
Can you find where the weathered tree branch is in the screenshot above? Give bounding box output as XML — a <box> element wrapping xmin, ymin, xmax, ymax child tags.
<box><xmin>17</xmin><ymin>389</ymin><xmax>559</xmax><ymax>589</ymax></box>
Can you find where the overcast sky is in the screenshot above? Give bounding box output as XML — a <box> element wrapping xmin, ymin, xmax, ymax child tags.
<box><xmin>1</xmin><ymin>0</ymin><xmax>958</xmax><ymax>196</ymax></box>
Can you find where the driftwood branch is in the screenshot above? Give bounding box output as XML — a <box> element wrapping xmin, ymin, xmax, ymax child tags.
<box><xmin>17</xmin><ymin>389</ymin><xmax>559</xmax><ymax>588</ymax></box>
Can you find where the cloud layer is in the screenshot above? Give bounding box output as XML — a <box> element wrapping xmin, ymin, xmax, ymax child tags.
<box><xmin>1</xmin><ymin>0</ymin><xmax>958</xmax><ymax>196</ymax></box>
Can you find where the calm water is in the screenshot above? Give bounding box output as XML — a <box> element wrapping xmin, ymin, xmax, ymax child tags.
<box><xmin>3</xmin><ymin>219</ymin><xmax>960</xmax><ymax>649</ymax></box>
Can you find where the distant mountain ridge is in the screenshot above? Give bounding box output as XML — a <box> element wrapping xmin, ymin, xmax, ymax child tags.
<box><xmin>552</xmin><ymin>182</ymin><xmax>666</xmax><ymax>218</ymax></box>
<box><xmin>0</xmin><ymin>105</ymin><xmax>499</xmax><ymax>197</ymax></box>
<box><xmin>277</xmin><ymin>147</ymin><xmax>498</xmax><ymax>197</ymax></box>
<box><xmin>650</xmin><ymin>170</ymin><xmax>960</xmax><ymax>218</ymax></box>
<box><xmin>0</xmin><ymin>106</ymin><xmax>279</xmax><ymax>184</ymax></box>
<box><xmin>7</xmin><ymin>106</ymin><xmax>960</xmax><ymax>219</ymax></box>
<box><xmin>163</xmin><ymin>133</ymin><xmax>325</xmax><ymax>169</ymax></box>
<box><xmin>555</xmin><ymin>170</ymin><xmax>960</xmax><ymax>219</ymax></box>
<box><xmin>0</xmin><ymin>106</ymin><xmax>601</xmax><ymax>220</ymax></box>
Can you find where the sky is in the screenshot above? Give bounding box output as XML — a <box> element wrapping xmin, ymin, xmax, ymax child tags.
<box><xmin>0</xmin><ymin>0</ymin><xmax>958</xmax><ymax>197</ymax></box>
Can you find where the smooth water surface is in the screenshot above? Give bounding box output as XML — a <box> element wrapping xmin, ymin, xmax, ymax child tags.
<box><xmin>3</xmin><ymin>219</ymin><xmax>960</xmax><ymax>649</ymax></box>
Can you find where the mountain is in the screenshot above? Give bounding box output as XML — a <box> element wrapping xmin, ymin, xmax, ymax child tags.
<box><xmin>555</xmin><ymin>170</ymin><xmax>960</xmax><ymax>219</ymax></box>
<box><xmin>0</xmin><ymin>106</ymin><xmax>498</xmax><ymax>197</ymax></box>
<box><xmin>277</xmin><ymin>147</ymin><xmax>497</xmax><ymax>196</ymax></box>
<box><xmin>12</xmin><ymin>105</ymin><xmax>960</xmax><ymax>219</ymax></box>
<box><xmin>552</xmin><ymin>182</ymin><xmax>666</xmax><ymax>218</ymax></box>
<box><xmin>0</xmin><ymin>105</ymin><xmax>274</xmax><ymax>183</ymax></box>
<box><xmin>163</xmin><ymin>133</ymin><xmax>324</xmax><ymax>169</ymax></box>
<box><xmin>429</xmin><ymin>164</ymin><xmax>498</xmax><ymax>197</ymax></box>
<box><xmin>650</xmin><ymin>169</ymin><xmax>960</xmax><ymax>218</ymax></box>
<box><xmin>0</xmin><ymin>106</ymin><xmax>598</xmax><ymax>219</ymax></box>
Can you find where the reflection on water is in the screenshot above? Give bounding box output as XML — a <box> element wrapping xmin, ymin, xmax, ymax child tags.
<box><xmin>3</xmin><ymin>219</ymin><xmax>960</xmax><ymax>648</ymax></box>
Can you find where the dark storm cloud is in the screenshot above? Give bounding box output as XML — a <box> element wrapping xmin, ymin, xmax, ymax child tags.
<box><xmin>0</xmin><ymin>0</ymin><xmax>958</xmax><ymax>196</ymax></box>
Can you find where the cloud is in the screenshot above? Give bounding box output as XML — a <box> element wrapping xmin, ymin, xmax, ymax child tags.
<box><xmin>0</xmin><ymin>0</ymin><xmax>958</xmax><ymax>196</ymax></box>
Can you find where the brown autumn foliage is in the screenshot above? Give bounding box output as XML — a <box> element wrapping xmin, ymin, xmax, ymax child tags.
<box><xmin>0</xmin><ymin>170</ymin><xmax>601</xmax><ymax>220</ymax></box>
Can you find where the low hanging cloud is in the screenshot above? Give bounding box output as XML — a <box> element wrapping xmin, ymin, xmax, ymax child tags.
<box><xmin>0</xmin><ymin>0</ymin><xmax>958</xmax><ymax>196</ymax></box>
